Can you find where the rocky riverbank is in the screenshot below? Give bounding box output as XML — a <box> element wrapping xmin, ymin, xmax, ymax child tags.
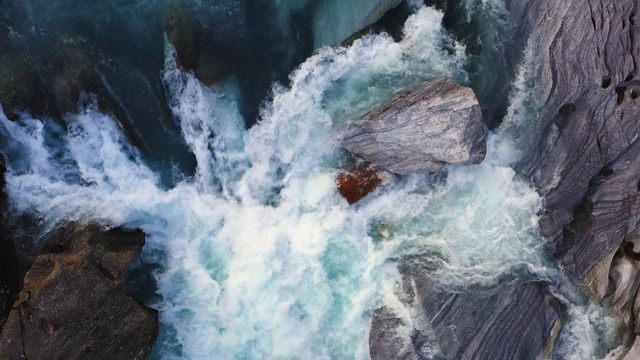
<box><xmin>0</xmin><ymin>225</ymin><xmax>158</xmax><ymax>359</ymax></box>
<box><xmin>367</xmin><ymin>0</ymin><xmax>640</xmax><ymax>358</ymax></box>
<box><xmin>1</xmin><ymin>0</ymin><xmax>639</xmax><ymax>358</ymax></box>
<box><xmin>510</xmin><ymin>0</ymin><xmax>640</xmax><ymax>354</ymax></box>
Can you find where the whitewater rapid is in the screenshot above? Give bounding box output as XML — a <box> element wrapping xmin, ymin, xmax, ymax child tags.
<box><xmin>0</xmin><ymin>4</ymin><xmax>624</xmax><ymax>359</ymax></box>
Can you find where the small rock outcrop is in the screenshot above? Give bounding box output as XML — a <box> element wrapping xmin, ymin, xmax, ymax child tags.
<box><xmin>337</xmin><ymin>162</ymin><xmax>387</xmax><ymax>204</ymax></box>
<box><xmin>341</xmin><ymin>77</ymin><xmax>486</xmax><ymax>175</ymax></box>
<box><xmin>0</xmin><ymin>225</ymin><xmax>158</xmax><ymax>359</ymax></box>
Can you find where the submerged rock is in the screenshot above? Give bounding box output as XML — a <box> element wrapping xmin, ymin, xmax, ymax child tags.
<box><xmin>0</xmin><ymin>54</ymin><xmax>48</xmax><ymax>120</ymax></box>
<box><xmin>312</xmin><ymin>0</ymin><xmax>403</xmax><ymax>48</ymax></box>
<box><xmin>164</xmin><ymin>3</ymin><xmax>231</xmax><ymax>86</ymax></box>
<box><xmin>337</xmin><ymin>162</ymin><xmax>388</xmax><ymax>204</ymax></box>
<box><xmin>340</xmin><ymin>2</ymin><xmax>414</xmax><ymax>46</ymax></box>
<box><xmin>341</xmin><ymin>77</ymin><xmax>486</xmax><ymax>175</ymax></box>
<box><xmin>0</xmin><ymin>225</ymin><xmax>158</xmax><ymax>359</ymax></box>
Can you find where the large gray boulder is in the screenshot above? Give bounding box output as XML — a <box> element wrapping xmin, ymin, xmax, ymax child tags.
<box><xmin>341</xmin><ymin>77</ymin><xmax>486</xmax><ymax>174</ymax></box>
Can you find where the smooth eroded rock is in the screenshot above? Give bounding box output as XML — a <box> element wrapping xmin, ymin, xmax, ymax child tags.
<box><xmin>341</xmin><ymin>77</ymin><xmax>486</xmax><ymax>175</ymax></box>
<box><xmin>503</xmin><ymin>0</ymin><xmax>640</xmax><ymax>354</ymax></box>
<box><xmin>370</xmin><ymin>255</ymin><xmax>561</xmax><ymax>360</ymax></box>
<box><xmin>0</xmin><ymin>225</ymin><xmax>158</xmax><ymax>360</ymax></box>
<box><xmin>508</xmin><ymin>0</ymin><xmax>640</xmax><ymax>275</ymax></box>
<box><xmin>558</xmin><ymin>140</ymin><xmax>640</xmax><ymax>296</ymax></box>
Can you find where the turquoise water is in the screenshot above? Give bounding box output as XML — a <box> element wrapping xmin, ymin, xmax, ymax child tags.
<box><xmin>0</xmin><ymin>2</ymin><xmax>626</xmax><ymax>359</ymax></box>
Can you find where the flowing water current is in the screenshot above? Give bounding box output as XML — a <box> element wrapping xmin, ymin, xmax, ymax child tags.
<box><xmin>0</xmin><ymin>2</ymin><xmax>626</xmax><ymax>359</ymax></box>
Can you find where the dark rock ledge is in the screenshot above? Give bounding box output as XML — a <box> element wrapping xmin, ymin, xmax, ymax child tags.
<box><xmin>0</xmin><ymin>224</ymin><xmax>158</xmax><ymax>360</ymax></box>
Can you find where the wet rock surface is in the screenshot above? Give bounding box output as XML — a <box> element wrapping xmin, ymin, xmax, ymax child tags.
<box><xmin>337</xmin><ymin>162</ymin><xmax>388</xmax><ymax>204</ymax></box>
<box><xmin>0</xmin><ymin>159</ymin><xmax>29</xmax><ymax>336</ymax></box>
<box><xmin>0</xmin><ymin>54</ymin><xmax>48</xmax><ymax>121</ymax></box>
<box><xmin>0</xmin><ymin>225</ymin><xmax>158</xmax><ymax>360</ymax></box>
<box><xmin>0</xmin><ymin>0</ymin><xmax>198</xmax><ymax>185</ymax></box>
<box><xmin>370</xmin><ymin>255</ymin><xmax>561</xmax><ymax>360</ymax></box>
<box><xmin>341</xmin><ymin>77</ymin><xmax>486</xmax><ymax>175</ymax></box>
<box><xmin>164</xmin><ymin>3</ymin><xmax>231</xmax><ymax>86</ymax></box>
<box><xmin>370</xmin><ymin>0</ymin><xmax>640</xmax><ymax>358</ymax></box>
<box><xmin>311</xmin><ymin>0</ymin><xmax>403</xmax><ymax>48</ymax></box>
<box><xmin>558</xmin><ymin>141</ymin><xmax>640</xmax><ymax>288</ymax></box>
<box><xmin>507</xmin><ymin>0</ymin><xmax>640</xmax><ymax>356</ymax></box>
<box><xmin>0</xmin><ymin>158</ymin><xmax>18</xmax><ymax>329</ymax></box>
<box><xmin>508</xmin><ymin>0</ymin><xmax>640</xmax><ymax>275</ymax></box>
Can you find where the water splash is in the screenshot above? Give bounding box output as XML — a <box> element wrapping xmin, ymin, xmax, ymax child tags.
<box><xmin>0</xmin><ymin>4</ymin><xmax>623</xmax><ymax>360</ymax></box>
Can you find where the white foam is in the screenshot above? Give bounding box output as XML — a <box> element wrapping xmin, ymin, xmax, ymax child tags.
<box><xmin>1</xmin><ymin>7</ymin><xmax>470</xmax><ymax>358</ymax></box>
<box><xmin>0</xmin><ymin>4</ymin><xmax>622</xmax><ymax>360</ymax></box>
<box><xmin>553</xmin><ymin>296</ymin><xmax>622</xmax><ymax>360</ymax></box>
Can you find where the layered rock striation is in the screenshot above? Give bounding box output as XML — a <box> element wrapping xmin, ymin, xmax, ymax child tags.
<box><xmin>370</xmin><ymin>0</ymin><xmax>640</xmax><ymax>358</ymax></box>
<box><xmin>370</xmin><ymin>255</ymin><xmax>561</xmax><ymax>360</ymax></box>
<box><xmin>505</xmin><ymin>0</ymin><xmax>640</xmax><ymax>345</ymax></box>
<box><xmin>341</xmin><ymin>77</ymin><xmax>486</xmax><ymax>174</ymax></box>
<box><xmin>508</xmin><ymin>0</ymin><xmax>640</xmax><ymax>268</ymax></box>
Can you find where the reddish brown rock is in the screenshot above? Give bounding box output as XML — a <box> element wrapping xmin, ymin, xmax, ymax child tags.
<box><xmin>337</xmin><ymin>163</ymin><xmax>384</xmax><ymax>205</ymax></box>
